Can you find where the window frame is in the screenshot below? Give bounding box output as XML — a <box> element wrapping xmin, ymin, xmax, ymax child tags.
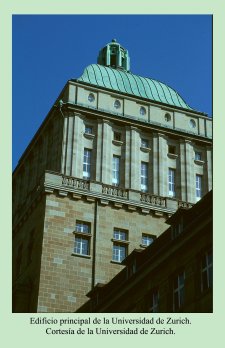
<box><xmin>73</xmin><ymin>221</ymin><xmax>92</xmax><ymax>257</ymax></box>
<box><xmin>168</xmin><ymin>145</ymin><xmax>176</xmax><ymax>155</ymax></box>
<box><xmin>113</xmin><ymin>131</ymin><xmax>121</xmax><ymax>141</ymax></box>
<box><xmin>201</xmin><ymin>249</ymin><xmax>212</xmax><ymax>292</ymax></box>
<box><xmin>83</xmin><ymin>148</ymin><xmax>91</xmax><ymax>179</ymax></box>
<box><xmin>195</xmin><ymin>151</ymin><xmax>202</xmax><ymax>161</ymax></box>
<box><xmin>173</xmin><ymin>271</ymin><xmax>185</xmax><ymax>312</ymax></box>
<box><xmin>149</xmin><ymin>289</ymin><xmax>159</xmax><ymax>313</ymax></box>
<box><xmin>141</xmin><ymin>233</ymin><xmax>155</xmax><ymax>247</ymax></box>
<box><xmin>112</xmin><ymin>155</ymin><xmax>120</xmax><ymax>186</ymax></box>
<box><xmin>84</xmin><ymin>125</ymin><xmax>93</xmax><ymax>134</ymax></box>
<box><xmin>141</xmin><ymin>161</ymin><xmax>148</xmax><ymax>192</ymax></box>
<box><xmin>112</xmin><ymin>228</ymin><xmax>129</xmax><ymax>263</ymax></box>
<box><xmin>141</xmin><ymin>138</ymin><xmax>149</xmax><ymax>148</ymax></box>
<box><xmin>196</xmin><ymin>174</ymin><xmax>202</xmax><ymax>200</ymax></box>
<box><xmin>168</xmin><ymin>168</ymin><xmax>176</xmax><ymax>197</ymax></box>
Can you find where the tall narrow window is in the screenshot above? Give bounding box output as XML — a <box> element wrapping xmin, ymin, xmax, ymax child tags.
<box><xmin>196</xmin><ymin>175</ymin><xmax>202</xmax><ymax>201</ymax></box>
<box><xmin>141</xmin><ymin>162</ymin><xmax>148</xmax><ymax>192</ymax></box>
<box><xmin>149</xmin><ymin>289</ymin><xmax>159</xmax><ymax>313</ymax></box>
<box><xmin>201</xmin><ymin>249</ymin><xmax>212</xmax><ymax>292</ymax></box>
<box><xmin>168</xmin><ymin>168</ymin><xmax>176</xmax><ymax>197</ymax></box>
<box><xmin>112</xmin><ymin>156</ymin><xmax>120</xmax><ymax>186</ymax></box>
<box><xmin>173</xmin><ymin>271</ymin><xmax>185</xmax><ymax>311</ymax></box>
<box><xmin>83</xmin><ymin>149</ymin><xmax>91</xmax><ymax>179</ymax></box>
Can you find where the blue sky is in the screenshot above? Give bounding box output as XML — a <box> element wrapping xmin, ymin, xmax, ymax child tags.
<box><xmin>12</xmin><ymin>15</ymin><xmax>212</xmax><ymax>170</ymax></box>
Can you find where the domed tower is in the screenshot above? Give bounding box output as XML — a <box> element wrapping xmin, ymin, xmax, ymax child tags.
<box><xmin>97</xmin><ymin>39</ymin><xmax>130</xmax><ymax>72</ymax></box>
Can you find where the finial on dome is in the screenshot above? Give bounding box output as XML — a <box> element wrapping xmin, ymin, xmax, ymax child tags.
<box><xmin>112</xmin><ymin>39</ymin><xmax>117</xmax><ymax>42</ymax></box>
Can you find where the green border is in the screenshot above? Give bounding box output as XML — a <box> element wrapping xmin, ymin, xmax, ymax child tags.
<box><xmin>1</xmin><ymin>0</ymin><xmax>223</xmax><ymax>347</ymax></box>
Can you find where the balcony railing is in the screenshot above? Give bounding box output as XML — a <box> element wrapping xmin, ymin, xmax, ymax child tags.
<box><xmin>102</xmin><ymin>185</ymin><xmax>128</xmax><ymax>199</ymax></box>
<box><xmin>178</xmin><ymin>201</ymin><xmax>194</xmax><ymax>209</ymax></box>
<box><xmin>140</xmin><ymin>193</ymin><xmax>166</xmax><ymax>207</ymax></box>
<box><xmin>62</xmin><ymin>176</ymin><xmax>90</xmax><ymax>190</ymax></box>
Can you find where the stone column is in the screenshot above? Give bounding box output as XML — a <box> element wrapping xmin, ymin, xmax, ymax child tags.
<box><xmin>125</xmin><ymin>126</ymin><xmax>131</xmax><ymax>188</ymax></box>
<box><xmin>95</xmin><ymin>119</ymin><xmax>103</xmax><ymax>182</ymax></box>
<box><xmin>158</xmin><ymin>133</ymin><xmax>167</xmax><ymax>197</ymax></box>
<box><xmin>179</xmin><ymin>139</ymin><xmax>195</xmax><ymax>202</ymax></box>
<box><xmin>101</xmin><ymin>119</ymin><xmax>112</xmax><ymax>185</ymax></box>
<box><xmin>71</xmin><ymin>113</ymin><xmax>84</xmax><ymax>178</ymax></box>
<box><xmin>152</xmin><ymin>133</ymin><xmax>159</xmax><ymax>195</ymax></box>
<box><xmin>130</xmin><ymin>127</ymin><xmax>140</xmax><ymax>191</ymax></box>
<box><xmin>205</xmin><ymin>146</ymin><xmax>212</xmax><ymax>192</ymax></box>
<box><xmin>61</xmin><ymin>116</ymin><xmax>68</xmax><ymax>175</ymax></box>
<box><xmin>65</xmin><ymin>114</ymin><xmax>74</xmax><ymax>176</ymax></box>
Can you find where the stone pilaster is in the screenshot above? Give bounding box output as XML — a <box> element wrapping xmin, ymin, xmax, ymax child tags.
<box><xmin>71</xmin><ymin>114</ymin><xmax>84</xmax><ymax>178</ymax></box>
<box><xmin>152</xmin><ymin>133</ymin><xmax>159</xmax><ymax>195</ymax></box>
<box><xmin>95</xmin><ymin>119</ymin><xmax>103</xmax><ymax>182</ymax></box>
<box><xmin>61</xmin><ymin>116</ymin><xmax>68</xmax><ymax>174</ymax></box>
<box><xmin>158</xmin><ymin>133</ymin><xmax>167</xmax><ymax>197</ymax></box>
<box><xmin>130</xmin><ymin>127</ymin><xmax>140</xmax><ymax>191</ymax></box>
<box><xmin>179</xmin><ymin>139</ymin><xmax>195</xmax><ymax>202</ymax></box>
<box><xmin>101</xmin><ymin>120</ymin><xmax>112</xmax><ymax>185</ymax></box>
<box><xmin>205</xmin><ymin>146</ymin><xmax>212</xmax><ymax>192</ymax></box>
<box><xmin>65</xmin><ymin>115</ymin><xmax>74</xmax><ymax>176</ymax></box>
<box><xmin>125</xmin><ymin>126</ymin><xmax>131</xmax><ymax>188</ymax></box>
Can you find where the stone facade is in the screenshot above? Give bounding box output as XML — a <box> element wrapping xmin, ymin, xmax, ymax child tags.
<box><xmin>12</xmin><ymin>40</ymin><xmax>212</xmax><ymax>312</ymax></box>
<box><xmin>77</xmin><ymin>191</ymin><xmax>212</xmax><ymax>313</ymax></box>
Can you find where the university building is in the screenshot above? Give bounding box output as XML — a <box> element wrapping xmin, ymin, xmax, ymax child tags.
<box><xmin>12</xmin><ymin>39</ymin><xmax>212</xmax><ymax>312</ymax></box>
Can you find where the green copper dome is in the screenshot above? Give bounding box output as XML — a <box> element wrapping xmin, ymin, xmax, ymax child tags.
<box><xmin>77</xmin><ymin>40</ymin><xmax>192</xmax><ymax>110</ymax></box>
<box><xmin>78</xmin><ymin>64</ymin><xmax>192</xmax><ymax>110</ymax></box>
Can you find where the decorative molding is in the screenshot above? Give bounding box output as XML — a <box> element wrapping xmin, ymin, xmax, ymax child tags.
<box><xmin>102</xmin><ymin>185</ymin><xmax>128</xmax><ymax>199</ymax></box>
<box><xmin>140</xmin><ymin>193</ymin><xmax>166</xmax><ymax>207</ymax></box>
<box><xmin>194</xmin><ymin>159</ymin><xmax>205</xmax><ymax>166</ymax></box>
<box><xmin>140</xmin><ymin>146</ymin><xmax>151</xmax><ymax>153</ymax></box>
<box><xmin>58</xmin><ymin>190</ymin><xmax>68</xmax><ymax>197</ymax></box>
<box><xmin>167</xmin><ymin>153</ymin><xmax>179</xmax><ymax>159</ymax></box>
<box><xmin>112</xmin><ymin>140</ymin><xmax>123</xmax><ymax>146</ymax></box>
<box><xmin>84</xmin><ymin>133</ymin><xmax>95</xmax><ymax>140</ymax></box>
<box><xmin>62</xmin><ymin>176</ymin><xmax>90</xmax><ymax>190</ymax></box>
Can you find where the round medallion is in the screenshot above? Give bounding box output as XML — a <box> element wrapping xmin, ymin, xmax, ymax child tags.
<box><xmin>114</xmin><ymin>100</ymin><xmax>121</xmax><ymax>109</ymax></box>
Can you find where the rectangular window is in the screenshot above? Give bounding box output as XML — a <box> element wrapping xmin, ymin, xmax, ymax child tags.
<box><xmin>113</xmin><ymin>229</ymin><xmax>127</xmax><ymax>241</ymax></box>
<box><xmin>74</xmin><ymin>221</ymin><xmax>91</xmax><ymax>256</ymax></box>
<box><xmin>173</xmin><ymin>271</ymin><xmax>185</xmax><ymax>311</ymax></box>
<box><xmin>141</xmin><ymin>234</ymin><xmax>155</xmax><ymax>247</ymax></box>
<box><xmin>83</xmin><ymin>148</ymin><xmax>91</xmax><ymax>179</ymax></box>
<box><xmin>113</xmin><ymin>244</ymin><xmax>127</xmax><ymax>263</ymax></box>
<box><xmin>196</xmin><ymin>175</ymin><xmax>202</xmax><ymax>200</ymax></box>
<box><xmin>85</xmin><ymin>125</ymin><xmax>93</xmax><ymax>134</ymax></box>
<box><xmin>168</xmin><ymin>168</ymin><xmax>176</xmax><ymax>197</ymax></box>
<box><xmin>141</xmin><ymin>162</ymin><xmax>148</xmax><ymax>192</ymax></box>
<box><xmin>112</xmin><ymin>229</ymin><xmax>128</xmax><ymax>263</ymax></box>
<box><xmin>195</xmin><ymin>151</ymin><xmax>202</xmax><ymax>161</ymax></box>
<box><xmin>168</xmin><ymin>145</ymin><xmax>176</xmax><ymax>154</ymax></box>
<box><xmin>74</xmin><ymin>237</ymin><xmax>89</xmax><ymax>255</ymax></box>
<box><xmin>114</xmin><ymin>132</ymin><xmax>121</xmax><ymax>141</ymax></box>
<box><xmin>112</xmin><ymin>156</ymin><xmax>120</xmax><ymax>186</ymax></box>
<box><xmin>141</xmin><ymin>138</ymin><xmax>149</xmax><ymax>148</ymax></box>
<box><xmin>201</xmin><ymin>250</ymin><xmax>212</xmax><ymax>292</ymax></box>
<box><xmin>76</xmin><ymin>221</ymin><xmax>91</xmax><ymax>234</ymax></box>
<box><xmin>149</xmin><ymin>290</ymin><xmax>159</xmax><ymax>313</ymax></box>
